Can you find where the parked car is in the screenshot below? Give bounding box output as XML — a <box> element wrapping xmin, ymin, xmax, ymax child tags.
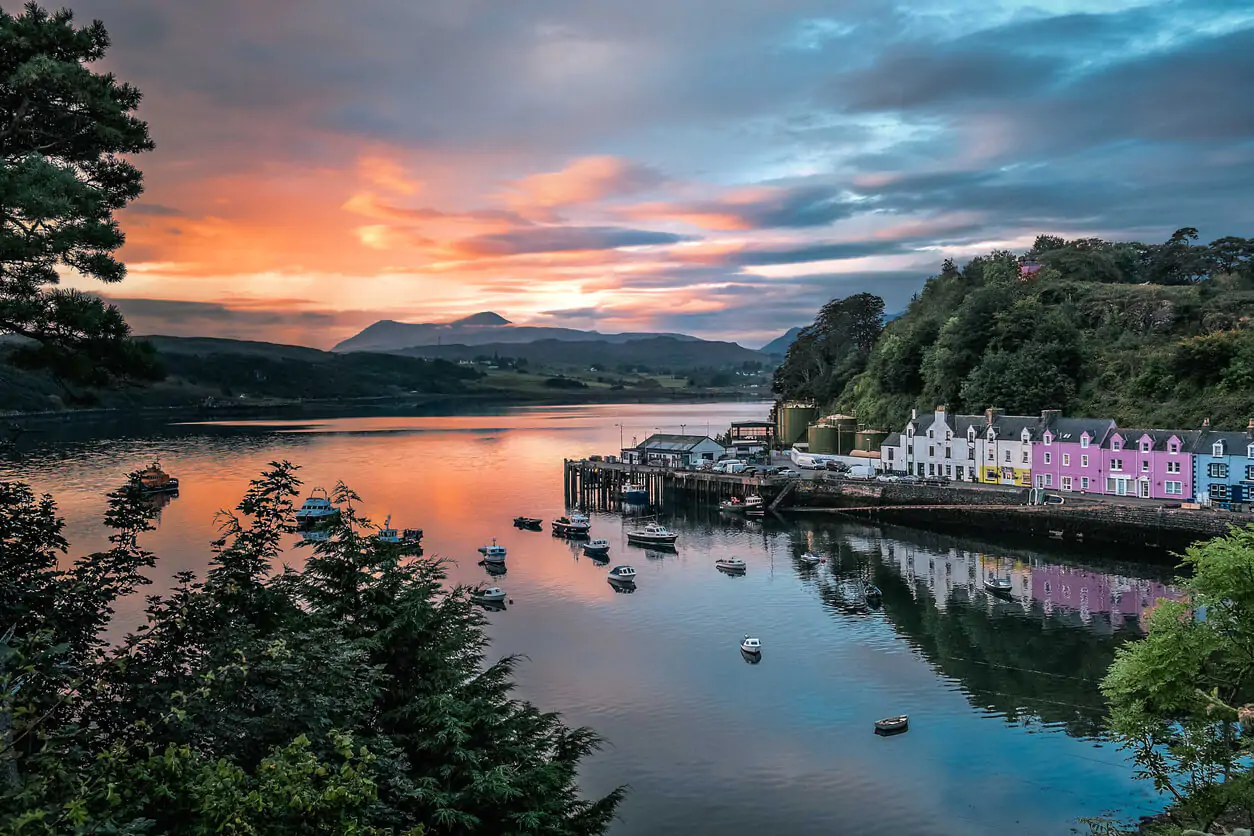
<box><xmin>824</xmin><ymin>460</ymin><xmax>850</xmax><ymax>472</ymax></box>
<box><xmin>776</xmin><ymin>468</ymin><xmax>802</xmax><ymax>478</ymax></box>
<box><xmin>742</xmin><ymin>466</ymin><xmax>758</xmax><ymax>476</ymax></box>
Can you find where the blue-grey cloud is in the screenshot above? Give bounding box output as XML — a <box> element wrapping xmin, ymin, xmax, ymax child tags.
<box><xmin>453</xmin><ymin>227</ymin><xmax>691</xmax><ymax>257</ymax></box>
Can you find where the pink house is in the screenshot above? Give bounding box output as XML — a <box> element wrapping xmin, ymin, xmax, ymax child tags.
<box><xmin>1032</xmin><ymin>413</ymin><xmax>1116</xmax><ymax>493</ymax></box>
<box><xmin>1099</xmin><ymin>429</ymin><xmax>1196</xmax><ymax>499</ymax></box>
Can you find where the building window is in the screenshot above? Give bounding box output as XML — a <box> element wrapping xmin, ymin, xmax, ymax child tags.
<box><xmin>1044</xmin><ymin>474</ymin><xmax>1053</xmax><ymax>487</ymax></box>
<box><xmin>1141</xmin><ymin>460</ymin><xmax>1150</xmax><ymax>472</ymax></box>
<box><xmin>907</xmin><ymin>426</ymin><xmax>914</xmax><ymax>437</ymax></box>
<box><xmin>1165</xmin><ymin>481</ymin><xmax>1183</xmax><ymax>495</ymax></box>
<box><xmin>1112</xmin><ymin>438</ymin><xmax>1121</xmax><ymax>451</ymax></box>
<box><xmin>1044</xmin><ymin>452</ymin><xmax>1052</xmax><ymax>465</ymax></box>
<box><xmin>929</xmin><ymin>445</ymin><xmax>935</xmax><ymax>457</ymax></box>
<box><xmin>928</xmin><ymin>463</ymin><xmax>935</xmax><ymax>475</ymax></box>
<box><xmin>945</xmin><ymin>446</ymin><xmax>952</xmax><ymax>458</ymax></box>
<box><xmin>968</xmin><ymin>467</ymin><xmax>976</xmax><ymax>481</ymax></box>
<box><xmin>1081</xmin><ymin>455</ymin><xmax>1089</xmax><ymax>468</ymax></box>
<box><xmin>987</xmin><ymin>449</ymin><xmax>994</xmax><ymax>460</ymax></box>
<box><xmin>1044</xmin><ymin>435</ymin><xmax>1052</xmax><ymax>446</ymax></box>
<box><xmin>968</xmin><ymin>449</ymin><xmax>975</xmax><ymax>460</ymax></box>
<box><xmin>945</xmin><ymin>464</ymin><xmax>952</xmax><ymax>477</ymax></box>
<box><xmin>1209</xmin><ymin>462</ymin><xmax>1229</xmax><ymax>479</ymax></box>
<box><xmin>1062</xmin><ymin>476</ymin><xmax>1072</xmax><ymax>491</ymax></box>
<box><xmin>887</xmin><ymin>449</ymin><xmax>894</xmax><ymax>461</ymax></box>
<box><xmin>1004</xmin><ymin>450</ymin><xmax>1011</xmax><ymax>463</ymax></box>
<box><xmin>1081</xmin><ymin>436</ymin><xmax>1090</xmax><ymax>449</ymax></box>
<box><xmin>1140</xmin><ymin>441</ymin><xmax>1150</xmax><ymax>453</ymax></box>
<box><xmin>1211</xmin><ymin>484</ymin><xmax>1230</xmax><ymax>500</ymax></box>
<box><xmin>1167</xmin><ymin>461</ymin><xmax>1180</xmax><ymax>473</ymax></box>
<box><xmin>1110</xmin><ymin>459</ymin><xmax>1123</xmax><ymax>472</ymax></box>
<box><xmin>946</xmin><ymin>431</ymin><xmax>952</xmax><ymax>441</ymax></box>
<box><xmin>1106</xmin><ymin>477</ymin><xmax>1116</xmax><ymax>492</ymax></box>
<box><xmin>1169</xmin><ymin>443</ymin><xmax>1179</xmax><ymax>454</ymax></box>
<box><xmin>907</xmin><ymin>445</ymin><xmax>913</xmax><ymax>456</ymax></box>
<box><xmin>928</xmin><ymin>429</ymin><xmax>934</xmax><ymax>439</ymax></box>
<box><xmin>1248</xmin><ymin>444</ymin><xmax>1254</xmax><ymax>459</ymax></box>
<box><xmin>1213</xmin><ymin>442</ymin><xmax>1224</xmax><ymax>457</ymax></box>
<box><xmin>1063</xmin><ymin>453</ymin><xmax>1070</xmax><ymax>466</ymax></box>
<box><xmin>1247</xmin><ymin>464</ymin><xmax>1254</xmax><ymax>480</ymax></box>
<box><xmin>1081</xmin><ymin>477</ymin><xmax>1090</xmax><ymax>490</ymax></box>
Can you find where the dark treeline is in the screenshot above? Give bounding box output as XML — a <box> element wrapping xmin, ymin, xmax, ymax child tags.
<box><xmin>774</xmin><ymin>230</ymin><xmax>1254</xmax><ymax>429</ymax></box>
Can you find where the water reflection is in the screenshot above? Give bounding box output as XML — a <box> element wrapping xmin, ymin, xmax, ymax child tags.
<box><xmin>0</xmin><ymin>403</ymin><xmax>1180</xmax><ymax>834</ymax></box>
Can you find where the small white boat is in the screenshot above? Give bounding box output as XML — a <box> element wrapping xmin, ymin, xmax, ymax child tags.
<box><xmin>478</xmin><ymin>538</ymin><xmax>507</xmax><ymax>564</ymax></box>
<box><xmin>625</xmin><ymin>522</ymin><xmax>678</xmax><ymax>547</ymax></box>
<box><xmin>984</xmin><ymin>576</ymin><xmax>1013</xmax><ymax>595</ymax></box>
<box><xmin>607</xmin><ymin>565</ymin><xmax>637</xmax><ymax>583</ymax></box>
<box><xmin>552</xmin><ymin>512</ymin><xmax>592</xmax><ymax>536</ymax></box>
<box><xmin>875</xmin><ymin>715</ymin><xmax>909</xmax><ymax>735</ymax></box>
<box><xmin>376</xmin><ymin>515</ymin><xmax>422</xmax><ymax>550</ymax></box>
<box><xmin>471</xmin><ymin>586</ymin><xmax>507</xmax><ymax>604</ymax></box>
<box><xmin>799</xmin><ymin>552</ymin><xmax>824</xmax><ymax>566</ymax></box>
<box><xmin>715</xmin><ymin>557</ymin><xmax>747</xmax><ymax>573</ymax></box>
<box><xmin>295</xmin><ymin>488</ymin><xmax>339</xmax><ymax>528</ymax></box>
<box><xmin>741</xmin><ymin>635</ymin><xmax>762</xmax><ymax>655</ymax></box>
<box><xmin>582</xmin><ymin>538</ymin><xmax>610</xmax><ymax>556</ymax></box>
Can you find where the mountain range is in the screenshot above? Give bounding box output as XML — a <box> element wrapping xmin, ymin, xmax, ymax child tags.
<box><xmin>332</xmin><ymin>312</ymin><xmax>800</xmax><ymax>370</ymax></box>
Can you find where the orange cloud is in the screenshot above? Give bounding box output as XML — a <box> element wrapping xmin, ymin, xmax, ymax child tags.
<box><xmin>356</xmin><ymin>155</ymin><xmax>422</xmax><ymax>195</ymax></box>
<box><xmin>504</xmin><ymin>156</ymin><xmax>663</xmax><ymax>215</ymax></box>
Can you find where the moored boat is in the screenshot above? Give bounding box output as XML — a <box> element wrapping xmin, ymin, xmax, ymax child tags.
<box><xmin>552</xmin><ymin>512</ymin><xmax>591</xmax><ymax>536</ymax></box>
<box><xmin>131</xmin><ymin>461</ymin><xmax>179</xmax><ymax>494</ymax></box>
<box><xmin>741</xmin><ymin>635</ymin><xmax>762</xmax><ymax>655</ymax></box>
<box><xmin>715</xmin><ymin>557</ymin><xmax>747</xmax><ymax>574</ymax></box>
<box><xmin>875</xmin><ymin>715</ymin><xmax>909</xmax><ymax>735</ymax></box>
<box><xmin>984</xmin><ymin>576</ymin><xmax>1013</xmax><ymax>596</ymax></box>
<box><xmin>799</xmin><ymin>552</ymin><xmax>824</xmax><ymax>566</ymax></box>
<box><xmin>295</xmin><ymin>488</ymin><xmax>339</xmax><ymax>529</ymax></box>
<box><xmin>607</xmin><ymin>565</ymin><xmax>637</xmax><ymax>583</ymax></box>
<box><xmin>625</xmin><ymin>522</ymin><xmax>678</xmax><ymax>547</ymax></box>
<box><xmin>376</xmin><ymin>515</ymin><xmax>422</xmax><ymax>550</ymax></box>
<box><xmin>471</xmin><ymin>586</ymin><xmax>507</xmax><ymax>604</ymax></box>
<box><xmin>582</xmin><ymin>538</ymin><xmax>610</xmax><ymax>556</ymax></box>
<box><xmin>513</xmin><ymin>516</ymin><xmax>543</xmax><ymax>529</ymax></box>
<box><xmin>623</xmin><ymin>481</ymin><xmax>649</xmax><ymax>503</ymax></box>
<box><xmin>478</xmin><ymin>538</ymin><xmax>507</xmax><ymax>564</ymax></box>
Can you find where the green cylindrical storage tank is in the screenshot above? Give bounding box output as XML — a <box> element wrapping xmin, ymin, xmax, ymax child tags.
<box><xmin>808</xmin><ymin>423</ymin><xmax>839</xmax><ymax>454</ymax></box>
<box><xmin>776</xmin><ymin>403</ymin><xmax>818</xmax><ymax>446</ymax></box>
<box><xmin>855</xmin><ymin>429</ymin><xmax>889</xmax><ymax>453</ymax></box>
<box><xmin>828</xmin><ymin>414</ymin><xmax>857</xmax><ymax>455</ymax></box>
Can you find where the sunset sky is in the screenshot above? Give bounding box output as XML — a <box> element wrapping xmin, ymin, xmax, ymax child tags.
<box><xmin>68</xmin><ymin>0</ymin><xmax>1254</xmax><ymax>348</ymax></box>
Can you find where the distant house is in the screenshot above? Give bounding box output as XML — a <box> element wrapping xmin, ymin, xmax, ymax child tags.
<box><xmin>1098</xmin><ymin>429</ymin><xmax>1195</xmax><ymax>500</ymax></box>
<box><xmin>1033</xmin><ymin>413</ymin><xmax>1117</xmax><ymax>493</ymax></box>
<box><xmin>624</xmin><ymin>434</ymin><xmax>727</xmax><ymax>468</ymax></box>
<box><xmin>883</xmin><ymin>406</ymin><xmax>985</xmax><ymax>480</ymax></box>
<box><xmin>1193</xmin><ymin>420</ymin><xmax>1254</xmax><ymax>508</ymax></box>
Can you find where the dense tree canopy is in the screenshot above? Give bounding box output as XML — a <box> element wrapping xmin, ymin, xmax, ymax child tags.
<box><xmin>0</xmin><ymin>464</ymin><xmax>622</xmax><ymax>834</ymax></box>
<box><xmin>776</xmin><ymin>230</ymin><xmax>1254</xmax><ymax>429</ymax></box>
<box><xmin>0</xmin><ymin>3</ymin><xmax>158</xmax><ymax>389</ymax></box>
<box><xmin>771</xmin><ymin>292</ymin><xmax>884</xmax><ymax>406</ymax></box>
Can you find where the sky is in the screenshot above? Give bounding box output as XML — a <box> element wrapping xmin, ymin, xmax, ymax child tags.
<box><xmin>64</xmin><ymin>0</ymin><xmax>1254</xmax><ymax>349</ymax></box>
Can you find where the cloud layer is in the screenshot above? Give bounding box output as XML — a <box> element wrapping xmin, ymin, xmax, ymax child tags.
<box><xmin>60</xmin><ymin>0</ymin><xmax>1254</xmax><ymax>347</ymax></box>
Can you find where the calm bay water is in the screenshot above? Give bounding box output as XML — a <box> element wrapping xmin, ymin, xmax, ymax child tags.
<box><xmin>2</xmin><ymin>402</ymin><xmax>1178</xmax><ymax>834</ymax></box>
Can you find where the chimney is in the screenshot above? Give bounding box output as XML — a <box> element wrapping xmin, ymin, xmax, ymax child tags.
<box><xmin>1041</xmin><ymin>409</ymin><xmax>1062</xmax><ymax>425</ymax></box>
<box><xmin>911</xmin><ymin>408</ymin><xmax>917</xmax><ymax>420</ymax></box>
<box><xmin>1248</xmin><ymin>418</ymin><xmax>1253</xmax><ymax>430</ymax></box>
<box><xmin>985</xmin><ymin>407</ymin><xmax>1004</xmax><ymax>425</ymax></box>
<box><xmin>1202</xmin><ymin>417</ymin><xmax>1211</xmax><ymax>428</ymax></box>
<box><xmin>936</xmin><ymin>404</ymin><xmax>948</xmax><ymax>418</ymax></box>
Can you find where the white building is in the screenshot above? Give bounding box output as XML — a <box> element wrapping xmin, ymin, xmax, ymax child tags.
<box><xmin>882</xmin><ymin>406</ymin><xmax>985</xmax><ymax>481</ymax></box>
<box><xmin>624</xmin><ymin>434</ymin><xmax>727</xmax><ymax>468</ymax></box>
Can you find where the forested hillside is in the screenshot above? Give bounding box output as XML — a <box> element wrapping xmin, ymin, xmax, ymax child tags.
<box><xmin>774</xmin><ymin>230</ymin><xmax>1254</xmax><ymax>429</ymax></box>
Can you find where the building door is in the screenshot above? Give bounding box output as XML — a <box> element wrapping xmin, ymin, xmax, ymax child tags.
<box><xmin>1139</xmin><ymin>480</ymin><xmax>1150</xmax><ymax>498</ymax></box>
<box><xmin>1115</xmin><ymin>479</ymin><xmax>1128</xmax><ymax>496</ymax></box>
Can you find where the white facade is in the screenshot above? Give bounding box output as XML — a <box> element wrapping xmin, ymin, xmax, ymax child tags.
<box><xmin>884</xmin><ymin>407</ymin><xmax>983</xmax><ymax>480</ymax></box>
<box><xmin>626</xmin><ymin>434</ymin><xmax>726</xmax><ymax>468</ymax></box>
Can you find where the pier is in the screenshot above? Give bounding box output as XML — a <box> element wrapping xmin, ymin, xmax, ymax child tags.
<box><xmin>563</xmin><ymin>459</ymin><xmax>774</xmax><ymax>509</ymax></box>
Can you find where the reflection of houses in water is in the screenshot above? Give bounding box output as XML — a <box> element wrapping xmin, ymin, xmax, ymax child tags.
<box><xmin>1031</xmin><ymin>565</ymin><xmax>1182</xmax><ymax>631</ymax></box>
<box><xmin>879</xmin><ymin>541</ymin><xmax>1031</xmax><ymax>611</ymax></box>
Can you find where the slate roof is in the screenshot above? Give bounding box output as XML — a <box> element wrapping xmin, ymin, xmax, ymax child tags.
<box><xmin>984</xmin><ymin>414</ymin><xmax>1043</xmax><ymax>440</ymax></box>
<box><xmin>638</xmin><ymin>433</ymin><xmax>720</xmax><ymax>452</ymax></box>
<box><xmin>1195</xmin><ymin>429</ymin><xmax>1254</xmax><ymax>458</ymax></box>
<box><xmin>1045</xmin><ymin>418</ymin><xmax>1116</xmax><ymax>445</ymax></box>
<box><xmin>882</xmin><ymin>432</ymin><xmax>901</xmax><ymax>447</ymax></box>
<box><xmin>1104</xmin><ymin>428</ymin><xmax>1198</xmax><ymax>452</ymax></box>
<box><xmin>950</xmin><ymin>414</ymin><xmax>986</xmax><ymax>436</ymax></box>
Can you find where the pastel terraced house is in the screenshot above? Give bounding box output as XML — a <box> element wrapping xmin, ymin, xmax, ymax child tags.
<box><xmin>1032</xmin><ymin>414</ymin><xmax>1116</xmax><ymax>493</ymax></box>
<box><xmin>1098</xmin><ymin>429</ymin><xmax>1194</xmax><ymax>500</ymax></box>
<box><xmin>1193</xmin><ymin>420</ymin><xmax>1254</xmax><ymax>508</ymax></box>
<box><xmin>979</xmin><ymin>409</ymin><xmax>1039</xmax><ymax>487</ymax></box>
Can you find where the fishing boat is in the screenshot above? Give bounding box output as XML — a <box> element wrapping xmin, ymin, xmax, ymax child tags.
<box><xmin>478</xmin><ymin>539</ymin><xmax>507</xmax><ymax>564</ymax></box>
<box><xmin>715</xmin><ymin>557</ymin><xmax>747</xmax><ymax>574</ymax></box>
<box><xmin>625</xmin><ymin>522</ymin><xmax>678</xmax><ymax>547</ymax></box>
<box><xmin>470</xmin><ymin>586</ymin><xmax>507</xmax><ymax>604</ymax></box>
<box><xmin>875</xmin><ymin>715</ymin><xmax>909</xmax><ymax>735</ymax></box>
<box><xmin>552</xmin><ymin>512</ymin><xmax>591</xmax><ymax>536</ymax></box>
<box><xmin>513</xmin><ymin>516</ymin><xmax>543</xmax><ymax>530</ymax></box>
<box><xmin>582</xmin><ymin>538</ymin><xmax>611</xmax><ymax>556</ymax></box>
<box><xmin>740</xmin><ymin>635</ymin><xmax>762</xmax><ymax>655</ymax></box>
<box><xmin>984</xmin><ymin>576</ymin><xmax>1013</xmax><ymax>596</ymax></box>
<box><xmin>376</xmin><ymin>515</ymin><xmax>422</xmax><ymax>550</ymax></box>
<box><xmin>607</xmin><ymin>565</ymin><xmax>637</xmax><ymax>583</ymax></box>
<box><xmin>623</xmin><ymin>481</ymin><xmax>649</xmax><ymax>503</ymax></box>
<box><xmin>131</xmin><ymin>461</ymin><xmax>179</xmax><ymax>494</ymax></box>
<box><xmin>295</xmin><ymin>488</ymin><xmax>339</xmax><ymax>529</ymax></box>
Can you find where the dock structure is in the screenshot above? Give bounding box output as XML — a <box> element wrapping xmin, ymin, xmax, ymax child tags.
<box><xmin>563</xmin><ymin>459</ymin><xmax>772</xmax><ymax>510</ymax></box>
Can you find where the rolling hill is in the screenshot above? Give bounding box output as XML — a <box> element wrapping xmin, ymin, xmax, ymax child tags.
<box><xmin>395</xmin><ymin>335</ymin><xmax>766</xmax><ymax>371</ymax></box>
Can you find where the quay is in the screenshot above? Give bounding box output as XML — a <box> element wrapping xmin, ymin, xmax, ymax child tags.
<box><xmin>562</xmin><ymin>458</ymin><xmax>1244</xmax><ymax>552</ymax></box>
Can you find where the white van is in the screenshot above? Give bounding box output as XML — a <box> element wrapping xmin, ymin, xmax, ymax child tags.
<box><xmin>715</xmin><ymin>459</ymin><xmax>746</xmax><ymax>474</ymax></box>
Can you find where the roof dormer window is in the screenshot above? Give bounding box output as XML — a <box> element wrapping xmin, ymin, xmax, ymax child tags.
<box><xmin>1043</xmin><ymin>433</ymin><xmax>1052</xmax><ymax>446</ymax></box>
<box><xmin>907</xmin><ymin>426</ymin><xmax>914</xmax><ymax>437</ymax></box>
<box><xmin>1080</xmin><ymin>435</ymin><xmax>1090</xmax><ymax>449</ymax></box>
<box><xmin>1214</xmin><ymin>441</ymin><xmax>1225</xmax><ymax>457</ymax></box>
<box><xmin>1169</xmin><ymin>442</ymin><xmax>1179</xmax><ymax>454</ymax></box>
<box><xmin>1112</xmin><ymin>438</ymin><xmax>1122</xmax><ymax>451</ymax></box>
<box><xmin>1140</xmin><ymin>441</ymin><xmax>1150</xmax><ymax>453</ymax></box>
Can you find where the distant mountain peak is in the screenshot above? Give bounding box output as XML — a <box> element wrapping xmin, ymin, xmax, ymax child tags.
<box><xmin>452</xmin><ymin>312</ymin><xmax>511</xmax><ymax>326</ymax></box>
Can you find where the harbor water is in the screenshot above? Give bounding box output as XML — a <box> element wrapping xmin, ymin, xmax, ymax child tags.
<box><xmin>1</xmin><ymin>402</ymin><xmax>1178</xmax><ymax>834</ymax></box>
